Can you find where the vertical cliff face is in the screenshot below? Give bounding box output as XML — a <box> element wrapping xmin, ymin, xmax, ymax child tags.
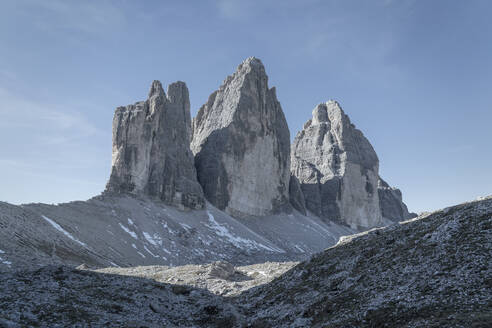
<box><xmin>291</xmin><ymin>101</ymin><xmax>383</xmax><ymax>230</ymax></box>
<box><xmin>378</xmin><ymin>177</ymin><xmax>417</xmax><ymax>222</ymax></box>
<box><xmin>289</xmin><ymin>174</ymin><xmax>307</xmax><ymax>215</ymax></box>
<box><xmin>191</xmin><ymin>57</ymin><xmax>291</xmax><ymax>217</ymax></box>
<box><xmin>106</xmin><ymin>80</ymin><xmax>204</xmax><ymax>210</ymax></box>
<box><xmin>103</xmin><ymin>59</ymin><xmax>413</xmax><ymax>223</ymax></box>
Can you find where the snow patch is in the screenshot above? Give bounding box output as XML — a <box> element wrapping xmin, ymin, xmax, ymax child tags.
<box><xmin>143</xmin><ymin>232</ymin><xmax>160</xmax><ymax>247</ymax></box>
<box><xmin>41</xmin><ymin>215</ymin><xmax>87</xmax><ymax>247</ymax></box>
<box><xmin>206</xmin><ymin>211</ymin><xmax>282</xmax><ymax>253</ymax></box>
<box><xmin>127</xmin><ymin>218</ymin><xmax>134</xmax><ymax>226</ymax></box>
<box><xmin>162</xmin><ymin>222</ymin><xmax>176</xmax><ymax>235</ymax></box>
<box><xmin>137</xmin><ymin>251</ymin><xmax>146</xmax><ymax>258</ymax></box>
<box><xmin>198</xmin><ymin>236</ymin><xmax>211</xmax><ymax>246</ymax></box>
<box><xmin>294</xmin><ymin>245</ymin><xmax>305</xmax><ymax>253</ymax></box>
<box><xmin>0</xmin><ymin>256</ymin><xmax>11</xmax><ymax>266</ymax></box>
<box><xmin>180</xmin><ymin>223</ymin><xmax>192</xmax><ymax>230</ymax></box>
<box><xmin>131</xmin><ymin>243</ymin><xmax>137</xmax><ymax>249</ymax></box>
<box><xmin>119</xmin><ymin>223</ymin><xmax>138</xmax><ymax>239</ymax></box>
<box><xmin>144</xmin><ymin>245</ymin><xmax>159</xmax><ymax>258</ymax></box>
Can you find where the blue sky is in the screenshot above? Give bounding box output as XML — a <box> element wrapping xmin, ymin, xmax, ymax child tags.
<box><xmin>0</xmin><ymin>0</ymin><xmax>491</xmax><ymax>212</ymax></box>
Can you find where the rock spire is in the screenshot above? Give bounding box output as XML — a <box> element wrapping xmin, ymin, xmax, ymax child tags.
<box><xmin>291</xmin><ymin>100</ymin><xmax>382</xmax><ymax>229</ymax></box>
<box><xmin>191</xmin><ymin>57</ymin><xmax>291</xmax><ymax>217</ymax></box>
<box><xmin>106</xmin><ymin>80</ymin><xmax>204</xmax><ymax>210</ymax></box>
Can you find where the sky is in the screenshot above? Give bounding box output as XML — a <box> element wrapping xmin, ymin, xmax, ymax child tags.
<box><xmin>0</xmin><ymin>0</ymin><xmax>491</xmax><ymax>213</ymax></box>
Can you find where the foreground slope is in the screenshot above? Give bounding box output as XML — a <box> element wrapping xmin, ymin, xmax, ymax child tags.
<box><xmin>0</xmin><ymin>196</ymin><xmax>490</xmax><ymax>327</ymax></box>
<box><xmin>240</xmin><ymin>196</ymin><xmax>492</xmax><ymax>327</ymax></box>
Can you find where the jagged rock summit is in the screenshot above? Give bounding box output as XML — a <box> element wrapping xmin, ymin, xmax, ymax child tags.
<box><xmin>106</xmin><ymin>80</ymin><xmax>204</xmax><ymax>210</ymax></box>
<box><xmin>291</xmin><ymin>100</ymin><xmax>382</xmax><ymax>229</ymax></box>
<box><xmin>191</xmin><ymin>57</ymin><xmax>291</xmax><ymax>218</ymax></box>
<box><xmin>291</xmin><ymin>100</ymin><xmax>413</xmax><ymax>229</ymax></box>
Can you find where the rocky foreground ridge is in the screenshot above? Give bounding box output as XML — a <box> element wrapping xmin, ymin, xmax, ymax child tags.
<box><xmin>1</xmin><ymin>196</ymin><xmax>490</xmax><ymax>327</ymax></box>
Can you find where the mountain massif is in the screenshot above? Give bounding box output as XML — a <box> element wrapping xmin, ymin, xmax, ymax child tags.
<box><xmin>0</xmin><ymin>56</ymin><xmax>489</xmax><ymax>328</ymax></box>
<box><xmin>0</xmin><ymin>57</ymin><xmax>414</xmax><ymax>272</ymax></box>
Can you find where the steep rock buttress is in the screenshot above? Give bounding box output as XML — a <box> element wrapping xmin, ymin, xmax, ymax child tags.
<box><xmin>106</xmin><ymin>80</ymin><xmax>204</xmax><ymax>210</ymax></box>
<box><xmin>291</xmin><ymin>100</ymin><xmax>414</xmax><ymax>229</ymax></box>
<box><xmin>292</xmin><ymin>101</ymin><xmax>382</xmax><ymax>229</ymax></box>
<box><xmin>191</xmin><ymin>57</ymin><xmax>291</xmax><ymax>217</ymax></box>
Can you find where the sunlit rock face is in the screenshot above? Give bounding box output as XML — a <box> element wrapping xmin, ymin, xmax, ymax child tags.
<box><xmin>191</xmin><ymin>57</ymin><xmax>291</xmax><ymax>218</ymax></box>
<box><xmin>106</xmin><ymin>80</ymin><xmax>204</xmax><ymax>210</ymax></box>
<box><xmin>291</xmin><ymin>101</ymin><xmax>382</xmax><ymax>230</ymax></box>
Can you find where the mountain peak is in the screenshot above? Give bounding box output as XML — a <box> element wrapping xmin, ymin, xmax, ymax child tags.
<box><xmin>106</xmin><ymin>80</ymin><xmax>204</xmax><ymax>210</ymax></box>
<box><xmin>192</xmin><ymin>57</ymin><xmax>291</xmax><ymax>217</ymax></box>
<box><xmin>242</xmin><ymin>56</ymin><xmax>263</xmax><ymax>67</ymax></box>
<box><xmin>148</xmin><ymin>80</ymin><xmax>165</xmax><ymax>98</ymax></box>
<box><xmin>236</xmin><ymin>56</ymin><xmax>266</xmax><ymax>76</ymax></box>
<box><xmin>311</xmin><ymin>100</ymin><xmax>343</xmax><ymax>124</ymax></box>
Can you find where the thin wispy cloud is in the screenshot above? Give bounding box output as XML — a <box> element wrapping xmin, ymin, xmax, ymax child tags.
<box><xmin>0</xmin><ymin>86</ymin><xmax>109</xmax><ymax>203</ymax></box>
<box><xmin>0</xmin><ymin>87</ymin><xmax>100</xmax><ymax>139</ymax></box>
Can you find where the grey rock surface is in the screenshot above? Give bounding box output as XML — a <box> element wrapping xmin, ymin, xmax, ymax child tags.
<box><xmin>96</xmin><ymin>260</ymin><xmax>296</xmax><ymax>297</ymax></box>
<box><xmin>106</xmin><ymin>80</ymin><xmax>204</xmax><ymax>210</ymax></box>
<box><xmin>291</xmin><ymin>101</ymin><xmax>382</xmax><ymax>229</ymax></box>
<box><xmin>0</xmin><ymin>194</ymin><xmax>354</xmax><ymax>272</ymax></box>
<box><xmin>378</xmin><ymin>177</ymin><xmax>417</xmax><ymax>222</ymax></box>
<box><xmin>288</xmin><ymin>174</ymin><xmax>307</xmax><ymax>215</ymax></box>
<box><xmin>191</xmin><ymin>57</ymin><xmax>291</xmax><ymax>218</ymax></box>
<box><xmin>0</xmin><ymin>265</ymin><xmax>242</xmax><ymax>327</ymax></box>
